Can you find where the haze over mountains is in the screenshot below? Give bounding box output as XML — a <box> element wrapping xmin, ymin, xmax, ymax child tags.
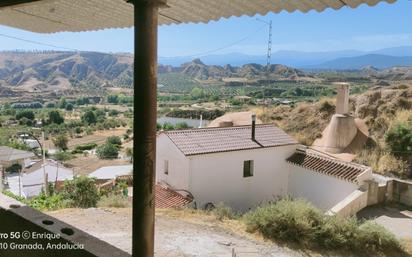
<box><xmin>159</xmin><ymin>46</ymin><xmax>412</xmax><ymax>69</ymax></box>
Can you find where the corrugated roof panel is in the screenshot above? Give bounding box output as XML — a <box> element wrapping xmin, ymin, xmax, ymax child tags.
<box><xmin>0</xmin><ymin>0</ymin><xmax>396</xmax><ymax>33</ymax></box>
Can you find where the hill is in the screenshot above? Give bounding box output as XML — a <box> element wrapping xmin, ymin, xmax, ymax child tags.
<box><xmin>0</xmin><ymin>51</ymin><xmax>134</xmax><ymax>92</ymax></box>
<box><xmin>0</xmin><ymin>51</ymin><xmax>314</xmax><ymax>96</ymax></box>
<box><xmin>307</xmin><ymin>54</ymin><xmax>412</xmax><ymax>70</ymax></box>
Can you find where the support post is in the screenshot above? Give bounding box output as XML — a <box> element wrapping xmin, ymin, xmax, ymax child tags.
<box><xmin>128</xmin><ymin>1</ymin><xmax>159</xmax><ymax>256</ymax></box>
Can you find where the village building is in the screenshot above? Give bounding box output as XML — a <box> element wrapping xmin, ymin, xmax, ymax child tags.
<box><xmin>0</xmin><ymin>146</ymin><xmax>35</xmax><ymax>192</ymax></box>
<box><xmin>156</xmin><ymin>120</ymin><xmax>372</xmax><ymax>213</ymax></box>
<box><xmin>22</xmin><ymin>160</ymin><xmax>74</xmax><ymax>198</ymax></box>
<box><xmin>89</xmin><ymin>165</ymin><xmax>133</xmax><ymax>182</ymax></box>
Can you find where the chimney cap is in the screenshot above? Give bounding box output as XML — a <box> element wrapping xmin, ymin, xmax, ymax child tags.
<box><xmin>251</xmin><ymin>114</ymin><xmax>256</xmax><ymax>122</ymax></box>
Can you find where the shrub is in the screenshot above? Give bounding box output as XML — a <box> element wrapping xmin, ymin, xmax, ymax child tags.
<box><xmin>354</xmin><ymin>221</ymin><xmax>404</xmax><ymax>254</ymax></box>
<box><xmin>377</xmin><ymin>153</ymin><xmax>409</xmax><ymax>178</ymax></box>
<box><xmin>97</xmin><ymin>194</ymin><xmax>130</xmax><ymax>208</ymax></box>
<box><xmin>106</xmin><ymin>136</ymin><xmax>122</xmax><ymax>146</ymax></box>
<box><xmin>243</xmin><ymin>199</ymin><xmax>406</xmax><ymax>255</ymax></box>
<box><xmin>96</xmin><ymin>143</ymin><xmax>119</xmax><ymax>159</ymax></box>
<box><xmin>175</xmin><ymin>122</ymin><xmax>190</xmax><ymax>130</ymax></box>
<box><xmin>61</xmin><ymin>176</ymin><xmax>100</xmax><ymax>208</ymax></box>
<box><xmin>74</xmin><ymin>143</ymin><xmax>97</xmax><ymax>152</ymax></box>
<box><xmin>48</xmin><ymin>110</ymin><xmax>64</xmax><ymax>124</ymax></box>
<box><xmin>65</xmin><ymin>103</ymin><xmax>74</xmax><ymax>111</ymax></box>
<box><xmin>52</xmin><ymin>134</ymin><xmax>69</xmax><ymax>151</ymax></box>
<box><xmin>28</xmin><ymin>193</ymin><xmax>68</xmax><ymax>211</ymax></box>
<box><xmin>16</xmin><ymin>110</ymin><xmax>35</xmax><ymax>120</ymax></box>
<box><xmin>5</xmin><ymin>163</ymin><xmax>22</xmax><ymax>173</ymax></box>
<box><xmin>82</xmin><ymin>110</ymin><xmax>97</xmax><ymax>124</ymax></box>
<box><xmin>212</xmin><ymin>202</ymin><xmax>236</xmax><ymax>221</ymax></box>
<box><xmin>244</xmin><ymin>198</ymin><xmax>322</xmax><ymax>244</ymax></box>
<box><xmin>385</xmin><ymin>123</ymin><xmax>412</xmax><ymax>158</ymax></box>
<box><xmin>53</xmin><ymin>151</ymin><xmax>73</xmax><ymax>162</ymax></box>
<box><xmin>315</xmin><ymin>215</ymin><xmax>358</xmax><ymax>250</ymax></box>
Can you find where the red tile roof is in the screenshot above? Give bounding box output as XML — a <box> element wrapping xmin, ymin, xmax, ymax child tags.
<box><xmin>287</xmin><ymin>149</ymin><xmax>369</xmax><ymax>183</ymax></box>
<box><xmin>155</xmin><ymin>184</ymin><xmax>192</xmax><ymax>209</ymax></box>
<box><xmin>163</xmin><ymin>124</ymin><xmax>297</xmax><ymax>156</ymax></box>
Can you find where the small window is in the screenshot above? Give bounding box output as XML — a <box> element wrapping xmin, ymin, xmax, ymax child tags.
<box><xmin>243</xmin><ymin>160</ymin><xmax>254</xmax><ymax>177</ymax></box>
<box><xmin>164</xmin><ymin>160</ymin><xmax>169</xmax><ymax>175</ymax></box>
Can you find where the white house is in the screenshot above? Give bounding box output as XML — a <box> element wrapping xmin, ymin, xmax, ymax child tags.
<box><xmin>22</xmin><ymin>160</ymin><xmax>74</xmax><ymax>198</ymax></box>
<box><xmin>156</xmin><ymin>123</ymin><xmax>372</xmax><ymax>212</ymax></box>
<box><xmin>89</xmin><ymin>165</ymin><xmax>132</xmax><ymax>181</ymax></box>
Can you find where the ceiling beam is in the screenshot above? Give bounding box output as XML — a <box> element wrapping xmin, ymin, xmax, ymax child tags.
<box><xmin>0</xmin><ymin>0</ymin><xmax>41</xmax><ymax>8</ymax></box>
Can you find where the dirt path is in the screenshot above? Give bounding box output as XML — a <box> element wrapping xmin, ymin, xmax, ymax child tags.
<box><xmin>46</xmin><ymin>208</ymin><xmax>306</xmax><ymax>257</ymax></box>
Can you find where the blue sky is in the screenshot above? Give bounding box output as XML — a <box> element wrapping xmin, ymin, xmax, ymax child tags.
<box><xmin>0</xmin><ymin>0</ymin><xmax>410</xmax><ymax>57</ymax></box>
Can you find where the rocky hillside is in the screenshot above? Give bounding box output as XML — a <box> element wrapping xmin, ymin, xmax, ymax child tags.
<box><xmin>159</xmin><ymin>58</ymin><xmax>313</xmax><ymax>81</ymax></box>
<box><xmin>0</xmin><ymin>51</ymin><xmax>134</xmax><ymax>92</ymax></box>
<box><xmin>255</xmin><ymin>83</ymin><xmax>412</xmax><ymax>177</ymax></box>
<box><xmin>0</xmin><ymin>51</ymin><xmax>315</xmax><ymax>94</ymax></box>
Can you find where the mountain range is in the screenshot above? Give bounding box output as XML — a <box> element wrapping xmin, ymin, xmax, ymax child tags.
<box><xmin>159</xmin><ymin>46</ymin><xmax>412</xmax><ymax>69</ymax></box>
<box><xmin>1</xmin><ymin>49</ymin><xmax>412</xmax><ymax>98</ymax></box>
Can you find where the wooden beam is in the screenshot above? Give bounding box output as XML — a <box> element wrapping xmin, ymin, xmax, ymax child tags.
<box><xmin>128</xmin><ymin>0</ymin><xmax>159</xmax><ymax>256</ymax></box>
<box><xmin>0</xmin><ymin>0</ymin><xmax>41</xmax><ymax>8</ymax></box>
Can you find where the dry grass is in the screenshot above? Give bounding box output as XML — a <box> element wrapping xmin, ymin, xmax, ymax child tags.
<box><xmin>252</xmin><ymin>98</ymin><xmax>334</xmax><ymax>145</ymax></box>
<box><xmin>405</xmin><ymin>238</ymin><xmax>412</xmax><ymax>256</ymax></box>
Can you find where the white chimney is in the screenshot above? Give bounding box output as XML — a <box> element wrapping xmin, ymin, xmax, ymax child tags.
<box><xmin>336</xmin><ymin>84</ymin><xmax>349</xmax><ymax>115</ymax></box>
<box><xmin>251</xmin><ymin>114</ymin><xmax>256</xmax><ymax>141</ymax></box>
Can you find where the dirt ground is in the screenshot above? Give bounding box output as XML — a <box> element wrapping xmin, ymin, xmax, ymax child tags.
<box><xmin>65</xmin><ymin>155</ymin><xmax>130</xmax><ymax>175</ymax></box>
<box><xmin>44</xmin><ymin>127</ymin><xmax>128</xmax><ymax>150</ymax></box>
<box><xmin>46</xmin><ymin>208</ymin><xmax>309</xmax><ymax>257</ymax></box>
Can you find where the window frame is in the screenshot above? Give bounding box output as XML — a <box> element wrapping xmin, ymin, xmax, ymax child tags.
<box><xmin>243</xmin><ymin>160</ymin><xmax>254</xmax><ymax>177</ymax></box>
<box><xmin>164</xmin><ymin>160</ymin><xmax>169</xmax><ymax>175</ymax></box>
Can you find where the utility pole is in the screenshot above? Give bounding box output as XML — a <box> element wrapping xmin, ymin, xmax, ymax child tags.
<box><xmin>42</xmin><ymin>131</ymin><xmax>48</xmax><ymax>196</ymax></box>
<box><xmin>256</xmin><ymin>18</ymin><xmax>273</xmax><ymax>112</ymax></box>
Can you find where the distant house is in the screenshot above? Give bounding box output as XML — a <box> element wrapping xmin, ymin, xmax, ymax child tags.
<box><xmin>22</xmin><ymin>161</ymin><xmax>73</xmax><ymax>198</ymax></box>
<box><xmin>0</xmin><ymin>146</ymin><xmax>34</xmax><ymax>169</ymax></box>
<box><xmin>89</xmin><ymin>165</ymin><xmax>132</xmax><ymax>182</ymax></box>
<box><xmin>156</xmin><ymin>123</ymin><xmax>372</xmax><ymax>213</ymax></box>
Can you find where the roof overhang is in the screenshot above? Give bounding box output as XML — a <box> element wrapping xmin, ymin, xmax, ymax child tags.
<box><xmin>0</xmin><ymin>0</ymin><xmax>397</xmax><ymax>33</ymax></box>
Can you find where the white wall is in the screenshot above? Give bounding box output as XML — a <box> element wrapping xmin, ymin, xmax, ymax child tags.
<box><xmin>188</xmin><ymin>145</ymin><xmax>297</xmax><ymax>211</ymax></box>
<box><xmin>156</xmin><ymin>134</ymin><xmax>190</xmax><ymax>190</ymax></box>
<box><xmin>287</xmin><ymin>165</ymin><xmax>358</xmax><ymax>210</ymax></box>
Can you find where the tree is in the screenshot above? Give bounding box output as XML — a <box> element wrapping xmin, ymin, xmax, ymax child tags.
<box><xmin>82</xmin><ymin>110</ymin><xmax>97</xmax><ymax>125</ymax></box>
<box><xmin>5</xmin><ymin>163</ymin><xmax>22</xmax><ymax>173</ymax></box>
<box><xmin>106</xmin><ymin>136</ymin><xmax>122</xmax><ymax>146</ymax></box>
<box><xmin>385</xmin><ymin>123</ymin><xmax>412</xmax><ymax>158</ymax></box>
<box><xmin>16</xmin><ymin>110</ymin><xmax>35</xmax><ymax>121</ymax></box>
<box><xmin>53</xmin><ymin>151</ymin><xmax>73</xmax><ymax>162</ymax></box>
<box><xmin>48</xmin><ymin>110</ymin><xmax>64</xmax><ymax>124</ymax></box>
<box><xmin>190</xmin><ymin>87</ymin><xmax>204</xmax><ymax>100</ymax></box>
<box><xmin>65</xmin><ymin>103</ymin><xmax>74</xmax><ymax>111</ymax></box>
<box><xmin>61</xmin><ymin>176</ymin><xmax>100</xmax><ymax>208</ymax></box>
<box><xmin>175</xmin><ymin>122</ymin><xmax>189</xmax><ymax>129</ymax></box>
<box><xmin>58</xmin><ymin>97</ymin><xmax>67</xmax><ymax>109</ymax></box>
<box><xmin>107</xmin><ymin>94</ymin><xmax>119</xmax><ymax>104</ymax></box>
<box><xmin>125</xmin><ymin>147</ymin><xmax>133</xmax><ymax>163</ymax></box>
<box><xmin>52</xmin><ymin>134</ymin><xmax>69</xmax><ymax>151</ymax></box>
<box><xmin>96</xmin><ymin>143</ymin><xmax>119</xmax><ymax>159</ymax></box>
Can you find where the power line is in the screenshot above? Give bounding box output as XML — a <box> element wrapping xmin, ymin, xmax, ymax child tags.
<box><xmin>0</xmin><ymin>33</ymin><xmax>78</xmax><ymax>52</ymax></box>
<box><xmin>158</xmin><ymin>24</ymin><xmax>268</xmax><ymax>59</ymax></box>
<box><xmin>0</xmin><ymin>24</ymin><xmax>268</xmax><ymax>60</ymax></box>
